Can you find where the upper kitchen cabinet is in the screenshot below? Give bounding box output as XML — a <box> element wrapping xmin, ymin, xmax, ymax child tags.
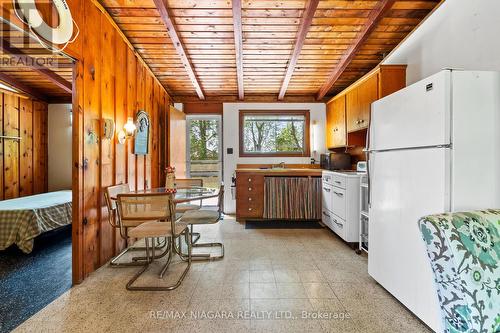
<box><xmin>326</xmin><ymin>95</ymin><xmax>346</xmax><ymax>148</ymax></box>
<box><xmin>346</xmin><ymin>74</ymin><xmax>378</xmax><ymax>132</ymax></box>
<box><xmin>326</xmin><ymin>65</ymin><xmax>406</xmax><ymax>148</ymax></box>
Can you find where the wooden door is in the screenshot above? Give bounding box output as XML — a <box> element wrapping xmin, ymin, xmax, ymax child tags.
<box><xmin>326</xmin><ymin>101</ymin><xmax>334</xmax><ymax>148</ymax></box>
<box><xmin>3</xmin><ymin>94</ymin><xmax>19</xmax><ymax>199</ymax></box>
<box><xmin>347</xmin><ymin>73</ymin><xmax>378</xmax><ymax>132</ymax></box>
<box><xmin>169</xmin><ymin>106</ymin><xmax>187</xmax><ymax>179</ymax></box>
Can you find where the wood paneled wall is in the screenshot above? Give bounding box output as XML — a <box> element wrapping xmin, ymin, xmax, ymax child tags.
<box><xmin>0</xmin><ymin>93</ymin><xmax>47</xmax><ymax>200</ymax></box>
<box><xmin>68</xmin><ymin>0</ymin><xmax>172</xmax><ymax>283</ymax></box>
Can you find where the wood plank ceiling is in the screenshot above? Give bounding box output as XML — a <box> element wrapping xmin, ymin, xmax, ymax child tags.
<box><xmin>0</xmin><ymin>22</ymin><xmax>73</xmax><ymax>102</ymax></box>
<box><xmin>102</xmin><ymin>0</ymin><xmax>439</xmax><ymax>102</ymax></box>
<box><xmin>0</xmin><ymin>0</ymin><xmax>440</xmax><ymax>103</ymax></box>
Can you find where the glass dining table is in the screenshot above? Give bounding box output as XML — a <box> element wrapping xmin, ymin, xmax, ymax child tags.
<box><xmin>111</xmin><ymin>186</ymin><xmax>219</xmax><ymax>204</ymax></box>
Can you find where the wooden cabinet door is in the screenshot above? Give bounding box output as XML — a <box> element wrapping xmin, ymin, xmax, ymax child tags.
<box><xmin>326</xmin><ymin>102</ymin><xmax>335</xmax><ymax>148</ymax></box>
<box><xmin>329</xmin><ymin>95</ymin><xmax>347</xmax><ymax>147</ymax></box>
<box><xmin>347</xmin><ymin>74</ymin><xmax>378</xmax><ymax>132</ymax></box>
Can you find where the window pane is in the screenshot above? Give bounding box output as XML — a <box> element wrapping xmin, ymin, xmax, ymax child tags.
<box><xmin>242</xmin><ymin>114</ymin><xmax>306</xmax><ymax>154</ymax></box>
<box><xmin>189</xmin><ymin>119</ymin><xmax>219</xmax><ymax>160</ymax></box>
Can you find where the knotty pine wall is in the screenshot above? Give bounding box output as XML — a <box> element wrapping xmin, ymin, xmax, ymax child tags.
<box><xmin>0</xmin><ymin>93</ymin><xmax>48</xmax><ymax>200</ymax></box>
<box><xmin>63</xmin><ymin>0</ymin><xmax>172</xmax><ymax>282</ymax></box>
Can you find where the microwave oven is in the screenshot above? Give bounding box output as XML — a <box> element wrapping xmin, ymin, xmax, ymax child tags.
<box><xmin>320</xmin><ymin>153</ymin><xmax>352</xmax><ymax>170</ymax></box>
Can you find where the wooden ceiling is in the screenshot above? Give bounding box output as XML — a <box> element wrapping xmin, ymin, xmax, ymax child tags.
<box><xmin>102</xmin><ymin>0</ymin><xmax>440</xmax><ymax>102</ymax></box>
<box><xmin>0</xmin><ymin>0</ymin><xmax>439</xmax><ymax>103</ymax></box>
<box><xmin>0</xmin><ymin>22</ymin><xmax>73</xmax><ymax>102</ymax></box>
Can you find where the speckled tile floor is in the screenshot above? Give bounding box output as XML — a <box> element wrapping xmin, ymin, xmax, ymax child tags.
<box><xmin>14</xmin><ymin>216</ymin><xmax>432</xmax><ymax>333</ymax></box>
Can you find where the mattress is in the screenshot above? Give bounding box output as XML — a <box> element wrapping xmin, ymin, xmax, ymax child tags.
<box><xmin>0</xmin><ymin>190</ymin><xmax>72</xmax><ymax>253</ymax></box>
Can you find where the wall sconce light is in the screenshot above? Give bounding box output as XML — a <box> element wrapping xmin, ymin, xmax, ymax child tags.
<box><xmin>311</xmin><ymin>120</ymin><xmax>319</xmax><ymax>162</ymax></box>
<box><xmin>117</xmin><ymin>117</ymin><xmax>137</xmax><ymax>144</ymax></box>
<box><xmin>124</xmin><ymin>117</ymin><xmax>137</xmax><ymax>136</ymax></box>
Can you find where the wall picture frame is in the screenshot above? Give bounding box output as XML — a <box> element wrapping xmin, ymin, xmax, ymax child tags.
<box><xmin>134</xmin><ymin>110</ymin><xmax>149</xmax><ymax>155</ymax></box>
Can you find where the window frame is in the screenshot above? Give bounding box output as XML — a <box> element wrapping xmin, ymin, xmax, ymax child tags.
<box><xmin>238</xmin><ymin>110</ymin><xmax>311</xmax><ymax>158</ymax></box>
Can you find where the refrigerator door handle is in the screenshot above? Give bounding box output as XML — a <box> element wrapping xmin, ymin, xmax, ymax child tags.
<box><xmin>368</xmin><ymin>151</ymin><xmax>374</xmax><ymax>208</ymax></box>
<box><xmin>366</xmin><ymin>119</ymin><xmax>372</xmax><ymax>208</ymax></box>
<box><xmin>366</xmin><ymin>143</ymin><xmax>452</xmax><ymax>153</ymax></box>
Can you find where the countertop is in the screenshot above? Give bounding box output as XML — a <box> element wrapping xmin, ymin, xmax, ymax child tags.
<box><xmin>235</xmin><ymin>168</ymin><xmax>322</xmax><ymax>176</ymax></box>
<box><xmin>322</xmin><ymin>170</ymin><xmax>366</xmax><ymax>178</ymax></box>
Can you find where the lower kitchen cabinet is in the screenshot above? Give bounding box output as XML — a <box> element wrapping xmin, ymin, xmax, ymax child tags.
<box><xmin>322</xmin><ymin>170</ymin><xmax>361</xmax><ymax>244</ymax></box>
<box><xmin>236</xmin><ymin>172</ymin><xmax>264</xmax><ymax>218</ymax></box>
<box><xmin>235</xmin><ymin>167</ymin><xmax>323</xmax><ymax>220</ymax></box>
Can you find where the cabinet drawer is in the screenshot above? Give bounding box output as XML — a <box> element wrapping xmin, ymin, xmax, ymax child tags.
<box><xmin>322</xmin><ymin>184</ymin><xmax>334</xmax><ymax>212</ymax></box>
<box><xmin>322</xmin><ymin>172</ymin><xmax>333</xmax><ymax>185</ymax></box>
<box><xmin>331</xmin><ymin>174</ymin><xmax>346</xmax><ymax>189</ymax></box>
<box><xmin>331</xmin><ymin>187</ymin><xmax>346</xmax><ymax>219</ymax></box>
<box><xmin>330</xmin><ymin>213</ymin><xmax>346</xmax><ymax>240</ymax></box>
<box><xmin>237</xmin><ymin>200</ymin><xmax>262</xmax><ymax>217</ymax></box>
<box><xmin>322</xmin><ymin>210</ymin><xmax>333</xmax><ymax>229</ymax></box>
<box><xmin>236</xmin><ymin>174</ymin><xmax>263</xmax><ymax>185</ymax></box>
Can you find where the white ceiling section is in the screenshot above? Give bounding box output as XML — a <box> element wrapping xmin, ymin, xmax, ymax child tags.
<box><xmin>383</xmin><ymin>0</ymin><xmax>500</xmax><ymax>84</ymax></box>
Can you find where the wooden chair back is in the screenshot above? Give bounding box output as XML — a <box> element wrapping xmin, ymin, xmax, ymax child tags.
<box><xmin>175</xmin><ymin>178</ymin><xmax>203</xmax><ymax>188</ymax></box>
<box><xmin>104</xmin><ymin>184</ymin><xmax>130</xmax><ymax>227</ymax></box>
<box><xmin>117</xmin><ymin>193</ymin><xmax>175</xmax><ymax>222</ymax></box>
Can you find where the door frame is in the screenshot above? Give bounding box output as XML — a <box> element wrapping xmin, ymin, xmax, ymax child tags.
<box><xmin>72</xmin><ymin>60</ymin><xmax>84</xmax><ymax>285</ymax></box>
<box><xmin>185</xmin><ymin>114</ymin><xmax>224</xmax><ymax>186</ymax></box>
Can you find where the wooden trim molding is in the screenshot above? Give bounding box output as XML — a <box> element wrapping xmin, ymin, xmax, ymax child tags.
<box><xmin>183</xmin><ymin>103</ymin><xmax>223</xmax><ymax>115</ymax></box>
<box><xmin>238</xmin><ymin>110</ymin><xmax>311</xmax><ymax>158</ymax></box>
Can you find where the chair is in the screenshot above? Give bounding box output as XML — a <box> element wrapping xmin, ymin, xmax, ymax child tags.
<box><xmin>175</xmin><ymin>178</ymin><xmax>204</xmax><ymax>213</ymax></box>
<box><xmin>418</xmin><ymin>209</ymin><xmax>500</xmax><ymax>333</ymax></box>
<box><xmin>175</xmin><ymin>178</ymin><xmax>204</xmax><ymax>243</ymax></box>
<box><xmin>117</xmin><ymin>193</ymin><xmax>192</xmax><ymax>291</ymax></box>
<box><xmin>179</xmin><ymin>184</ymin><xmax>225</xmax><ymax>260</ymax></box>
<box><xmin>104</xmin><ymin>184</ymin><xmax>166</xmax><ymax>267</ymax></box>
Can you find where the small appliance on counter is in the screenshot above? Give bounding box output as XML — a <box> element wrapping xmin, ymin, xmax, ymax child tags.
<box><xmin>320</xmin><ymin>152</ymin><xmax>352</xmax><ymax>170</ymax></box>
<box><xmin>356</xmin><ymin>161</ymin><xmax>367</xmax><ymax>173</ymax></box>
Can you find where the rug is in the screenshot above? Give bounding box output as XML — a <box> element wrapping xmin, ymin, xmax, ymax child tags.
<box><xmin>0</xmin><ymin>225</ymin><xmax>72</xmax><ymax>333</ymax></box>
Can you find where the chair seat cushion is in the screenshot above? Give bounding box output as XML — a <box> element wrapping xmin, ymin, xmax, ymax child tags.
<box><xmin>122</xmin><ymin>219</ymin><xmax>147</xmax><ymax>227</ymax></box>
<box><xmin>180</xmin><ymin>210</ymin><xmax>220</xmax><ymax>225</ymax></box>
<box><xmin>128</xmin><ymin>221</ymin><xmax>188</xmax><ymax>238</ymax></box>
<box><xmin>176</xmin><ymin>203</ymin><xmax>200</xmax><ymax>213</ymax></box>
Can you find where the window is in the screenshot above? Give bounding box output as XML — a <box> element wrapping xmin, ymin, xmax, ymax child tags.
<box><xmin>239</xmin><ymin>110</ymin><xmax>310</xmax><ymax>157</ymax></box>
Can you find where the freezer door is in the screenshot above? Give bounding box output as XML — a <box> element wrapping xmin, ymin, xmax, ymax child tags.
<box><xmin>368</xmin><ymin>147</ymin><xmax>450</xmax><ymax>333</ymax></box>
<box><xmin>370</xmin><ymin>70</ymin><xmax>451</xmax><ymax>151</ymax></box>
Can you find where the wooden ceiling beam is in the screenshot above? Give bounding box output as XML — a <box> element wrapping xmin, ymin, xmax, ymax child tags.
<box><xmin>0</xmin><ymin>72</ymin><xmax>48</xmax><ymax>101</ymax></box>
<box><xmin>316</xmin><ymin>0</ymin><xmax>397</xmax><ymax>100</ymax></box>
<box><xmin>174</xmin><ymin>94</ymin><xmax>319</xmax><ymax>103</ymax></box>
<box><xmin>278</xmin><ymin>0</ymin><xmax>320</xmax><ymax>101</ymax></box>
<box><xmin>0</xmin><ymin>38</ymin><xmax>72</xmax><ymax>94</ymax></box>
<box><xmin>153</xmin><ymin>0</ymin><xmax>205</xmax><ymax>100</ymax></box>
<box><xmin>232</xmin><ymin>0</ymin><xmax>244</xmax><ymax>100</ymax></box>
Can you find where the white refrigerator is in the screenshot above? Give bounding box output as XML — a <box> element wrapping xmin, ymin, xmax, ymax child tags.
<box><xmin>368</xmin><ymin>70</ymin><xmax>500</xmax><ymax>332</ymax></box>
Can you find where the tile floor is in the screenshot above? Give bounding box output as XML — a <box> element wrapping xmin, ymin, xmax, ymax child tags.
<box><xmin>14</xmin><ymin>216</ymin><xmax>432</xmax><ymax>333</ymax></box>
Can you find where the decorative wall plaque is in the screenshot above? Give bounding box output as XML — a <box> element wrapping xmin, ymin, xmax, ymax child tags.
<box><xmin>102</xmin><ymin>118</ymin><xmax>115</xmax><ymax>140</ymax></box>
<box><xmin>134</xmin><ymin>110</ymin><xmax>149</xmax><ymax>155</ymax></box>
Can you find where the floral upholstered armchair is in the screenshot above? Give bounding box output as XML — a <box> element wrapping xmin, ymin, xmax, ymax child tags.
<box><xmin>419</xmin><ymin>209</ymin><xmax>500</xmax><ymax>333</ymax></box>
